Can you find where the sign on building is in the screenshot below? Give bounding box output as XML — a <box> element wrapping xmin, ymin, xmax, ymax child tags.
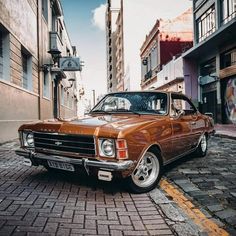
<box><xmin>59</xmin><ymin>57</ymin><xmax>82</xmax><ymax>71</ymax></box>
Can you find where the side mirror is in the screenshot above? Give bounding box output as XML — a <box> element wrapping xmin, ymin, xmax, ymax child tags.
<box><xmin>205</xmin><ymin>112</ymin><xmax>213</xmax><ymax>118</ymax></box>
<box><xmin>178</xmin><ymin>109</ymin><xmax>185</xmax><ymax>117</ymax></box>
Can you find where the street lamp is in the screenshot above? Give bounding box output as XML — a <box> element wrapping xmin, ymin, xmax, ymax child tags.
<box><xmin>64</xmin><ymin>78</ymin><xmax>75</xmax><ymax>91</ymax></box>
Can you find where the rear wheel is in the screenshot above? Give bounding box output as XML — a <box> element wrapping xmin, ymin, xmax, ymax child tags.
<box><xmin>195</xmin><ymin>134</ymin><xmax>208</xmax><ymax>157</ymax></box>
<box><xmin>127</xmin><ymin>150</ymin><xmax>162</xmax><ymax>193</ymax></box>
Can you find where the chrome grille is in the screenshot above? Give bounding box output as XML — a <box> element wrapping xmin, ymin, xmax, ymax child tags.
<box><xmin>34</xmin><ymin>132</ymin><xmax>95</xmax><ymax>157</ymax></box>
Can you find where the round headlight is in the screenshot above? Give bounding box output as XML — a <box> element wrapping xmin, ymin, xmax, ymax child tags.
<box><xmin>101</xmin><ymin>139</ymin><xmax>114</xmax><ymax>157</ymax></box>
<box><xmin>26</xmin><ymin>133</ymin><xmax>34</xmax><ymax>146</ymax></box>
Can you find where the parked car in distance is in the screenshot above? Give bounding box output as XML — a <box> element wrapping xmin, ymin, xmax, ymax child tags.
<box><xmin>15</xmin><ymin>91</ymin><xmax>214</xmax><ymax>193</ymax></box>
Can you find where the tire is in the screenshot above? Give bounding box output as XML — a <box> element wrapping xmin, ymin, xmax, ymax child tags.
<box><xmin>126</xmin><ymin>150</ymin><xmax>162</xmax><ymax>193</ymax></box>
<box><xmin>195</xmin><ymin>134</ymin><xmax>208</xmax><ymax>157</ymax></box>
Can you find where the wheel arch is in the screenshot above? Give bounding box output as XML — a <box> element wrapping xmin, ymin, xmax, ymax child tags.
<box><xmin>146</xmin><ymin>144</ymin><xmax>163</xmax><ymax>166</ymax></box>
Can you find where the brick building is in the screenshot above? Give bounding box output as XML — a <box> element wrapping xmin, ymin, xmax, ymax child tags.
<box><xmin>140</xmin><ymin>9</ymin><xmax>193</xmax><ymax>91</ymax></box>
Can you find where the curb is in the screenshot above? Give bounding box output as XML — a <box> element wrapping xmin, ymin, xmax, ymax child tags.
<box><xmin>214</xmin><ymin>133</ymin><xmax>236</xmax><ymax>140</ymax></box>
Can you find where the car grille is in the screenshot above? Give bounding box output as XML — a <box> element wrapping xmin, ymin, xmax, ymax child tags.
<box><xmin>33</xmin><ymin>132</ymin><xmax>96</xmax><ymax>157</ymax></box>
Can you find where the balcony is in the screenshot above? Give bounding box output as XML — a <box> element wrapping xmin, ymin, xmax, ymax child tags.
<box><xmin>48</xmin><ymin>32</ymin><xmax>63</xmax><ymax>55</ymax></box>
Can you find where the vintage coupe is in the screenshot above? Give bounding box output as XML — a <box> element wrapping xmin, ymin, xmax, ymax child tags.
<box><xmin>15</xmin><ymin>91</ymin><xmax>214</xmax><ymax>193</ymax></box>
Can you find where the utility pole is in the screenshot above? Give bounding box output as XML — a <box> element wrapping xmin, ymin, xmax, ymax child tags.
<box><xmin>92</xmin><ymin>89</ymin><xmax>95</xmax><ymax>107</ymax></box>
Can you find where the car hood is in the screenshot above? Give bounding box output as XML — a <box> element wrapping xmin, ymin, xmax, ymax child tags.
<box><xmin>19</xmin><ymin>114</ymin><xmax>164</xmax><ymax>138</ymax></box>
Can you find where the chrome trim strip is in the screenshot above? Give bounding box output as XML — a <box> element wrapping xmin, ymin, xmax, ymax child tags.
<box><xmin>163</xmin><ymin>147</ymin><xmax>197</xmax><ymax>166</ymax></box>
<box><xmin>15</xmin><ymin>148</ymin><xmax>133</xmax><ymax>171</ymax></box>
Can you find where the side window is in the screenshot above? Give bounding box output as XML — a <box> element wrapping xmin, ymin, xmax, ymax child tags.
<box><xmin>171</xmin><ymin>95</ymin><xmax>197</xmax><ymax>116</ymax></box>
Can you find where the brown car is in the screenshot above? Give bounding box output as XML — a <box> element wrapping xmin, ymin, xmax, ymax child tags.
<box><xmin>15</xmin><ymin>91</ymin><xmax>214</xmax><ymax>193</ymax></box>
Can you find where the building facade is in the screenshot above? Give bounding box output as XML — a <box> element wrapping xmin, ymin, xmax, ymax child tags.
<box><xmin>140</xmin><ymin>9</ymin><xmax>193</xmax><ymax>92</ymax></box>
<box><xmin>106</xmin><ymin>0</ymin><xmax>120</xmax><ymax>92</ymax></box>
<box><xmin>0</xmin><ymin>0</ymin><xmax>80</xmax><ymax>143</ymax></box>
<box><xmin>106</xmin><ymin>0</ymin><xmax>185</xmax><ymax>92</ymax></box>
<box><xmin>184</xmin><ymin>0</ymin><xmax>236</xmax><ymax>124</ymax></box>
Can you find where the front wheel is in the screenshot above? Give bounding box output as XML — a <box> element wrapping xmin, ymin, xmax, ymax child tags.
<box><xmin>195</xmin><ymin>134</ymin><xmax>208</xmax><ymax>157</ymax></box>
<box><xmin>126</xmin><ymin>150</ymin><xmax>162</xmax><ymax>193</ymax></box>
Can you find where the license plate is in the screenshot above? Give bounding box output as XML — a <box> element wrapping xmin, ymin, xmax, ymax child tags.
<box><xmin>47</xmin><ymin>160</ymin><xmax>75</xmax><ymax>172</ymax></box>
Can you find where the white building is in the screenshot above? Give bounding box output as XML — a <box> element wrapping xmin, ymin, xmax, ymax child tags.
<box><xmin>106</xmin><ymin>0</ymin><xmax>191</xmax><ymax>92</ymax></box>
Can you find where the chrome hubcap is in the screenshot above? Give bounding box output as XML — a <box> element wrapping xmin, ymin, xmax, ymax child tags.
<box><xmin>201</xmin><ymin>135</ymin><xmax>207</xmax><ymax>152</ymax></box>
<box><xmin>131</xmin><ymin>152</ymin><xmax>160</xmax><ymax>188</ymax></box>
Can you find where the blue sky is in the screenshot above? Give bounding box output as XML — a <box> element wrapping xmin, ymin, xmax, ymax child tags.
<box><xmin>61</xmin><ymin>0</ymin><xmax>107</xmax><ymax>100</ymax></box>
<box><xmin>60</xmin><ymin>0</ymin><xmax>192</xmax><ymax>102</ymax></box>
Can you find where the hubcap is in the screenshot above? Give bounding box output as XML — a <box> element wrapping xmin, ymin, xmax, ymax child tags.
<box><xmin>201</xmin><ymin>135</ymin><xmax>207</xmax><ymax>152</ymax></box>
<box><xmin>131</xmin><ymin>152</ymin><xmax>160</xmax><ymax>188</ymax></box>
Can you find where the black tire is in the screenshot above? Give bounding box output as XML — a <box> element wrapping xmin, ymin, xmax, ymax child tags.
<box><xmin>126</xmin><ymin>149</ymin><xmax>162</xmax><ymax>193</ymax></box>
<box><xmin>195</xmin><ymin>134</ymin><xmax>208</xmax><ymax>157</ymax></box>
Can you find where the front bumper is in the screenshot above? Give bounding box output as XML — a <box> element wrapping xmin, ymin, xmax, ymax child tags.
<box><xmin>15</xmin><ymin>148</ymin><xmax>134</xmax><ymax>171</ymax></box>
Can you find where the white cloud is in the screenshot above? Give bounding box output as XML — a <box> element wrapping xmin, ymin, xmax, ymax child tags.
<box><xmin>92</xmin><ymin>3</ymin><xmax>106</xmax><ymax>31</ymax></box>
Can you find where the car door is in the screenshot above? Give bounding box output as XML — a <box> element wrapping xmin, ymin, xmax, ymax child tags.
<box><xmin>169</xmin><ymin>94</ymin><xmax>194</xmax><ymax>159</ymax></box>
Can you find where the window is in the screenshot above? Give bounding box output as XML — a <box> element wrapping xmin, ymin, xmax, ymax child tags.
<box><xmin>61</xmin><ymin>85</ymin><xmax>64</xmax><ymax>105</ymax></box>
<box><xmin>21</xmin><ymin>48</ymin><xmax>32</xmax><ymax>91</ymax></box>
<box><xmin>67</xmin><ymin>91</ymin><xmax>69</xmax><ymax>107</ymax></box>
<box><xmin>151</xmin><ymin>47</ymin><xmax>158</xmax><ymax>70</ymax></box>
<box><xmin>197</xmin><ymin>5</ymin><xmax>216</xmax><ymax>42</ymax></box>
<box><xmin>171</xmin><ymin>94</ymin><xmax>197</xmax><ymax>117</ymax></box>
<box><xmin>22</xmin><ymin>52</ymin><xmax>28</xmax><ymax>89</ymax></box>
<box><xmin>42</xmin><ymin>0</ymin><xmax>48</xmax><ymax>22</ymax></box>
<box><xmin>0</xmin><ymin>27</ymin><xmax>10</xmax><ymax>81</ymax></box>
<box><xmin>92</xmin><ymin>92</ymin><xmax>168</xmax><ymax>115</ymax></box>
<box><xmin>43</xmin><ymin>71</ymin><xmax>50</xmax><ymax>98</ymax></box>
<box><xmin>221</xmin><ymin>0</ymin><xmax>236</xmax><ymax>24</ymax></box>
<box><xmin>0</xmin><ymin>31</ymin><xmax>3</xmax><ymax>80</ymax></box>
<box><xmin>221</xmin><ymin>47</ymin><xmax>236</xmax><ymax>68</ymax></box>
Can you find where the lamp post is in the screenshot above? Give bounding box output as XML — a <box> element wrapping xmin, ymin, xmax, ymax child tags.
<box><xmin>92</xmin><ymin>89</ymin><xmax>95</xmax><ymax>107</ymax></box>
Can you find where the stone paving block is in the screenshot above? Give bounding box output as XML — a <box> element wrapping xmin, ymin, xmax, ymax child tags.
<box><xmin>56</xmin><ymin>227</ymin><xmax>71</xmax><ymax>236</ymax></box>
<box><xmin>97</xmin><ymin>224</ymin><xmax>109</xmax><ymax>235</ymax></box>
<box><xmin>110</xmin><ymin>229</ymin><xmax>123</xmax><ymax>236</ymax></box>
<box><xmin>206</xmin><ymin>204</ymin><xmax>224</xmax><ymax>212</ymax></box>
<box><xmin>132</xmin><ymin>220</ymin><xmax>146</xmax><ymax>230</ymax></box>
<box><xmin>71</xmin><ymin>228</ymin><xmax>97</xmax><ymax>235</ymax></box>
<box><xmin>119</xmin><ymin>215</ymin><xmax>131</xmax><ymax>225</ymax></box>
<box><xmin>148</xmin><ymin>229</ymin><xmax>173</xmax><ymax>235</ymax></box>
<box><xmin>33</xmin><ymin>216</ymin><xmax>47</xmax><ymax>227</ymax></box>
<box><xmin>0</xmin><ymin>226</ymin><xmax>15</xmax><ymax>236</ymax></box>
<box><xmin>15</xmin><ymin>226</ymin><xmax>43</xmax><ymax>233</ymax></box>
<box><xmin>123</xmin><ymin>230</ymin><xmax>148</xmax><ymax>235</ymax></box>
<box><xmin>215</xmin><ymin>208</ymin><xmax>236</xmax><ymax>219</ymax></box>
<box><xmin>43</xmin><ymin>222</ymin><xmax>58</xmax><ymax>233</ymax></box>
<box><xmin>109</xmin><ymin>225</ymin><xmax>134</xmax><ymax>231</ymax></box>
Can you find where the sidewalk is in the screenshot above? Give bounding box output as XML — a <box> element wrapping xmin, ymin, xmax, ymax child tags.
<box><xmin>214</xmin><ymin>123</ymin><xmax>236</xmax><ymax>140</ymax></box>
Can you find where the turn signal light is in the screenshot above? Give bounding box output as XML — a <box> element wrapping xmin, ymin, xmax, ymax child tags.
<box><xmin>116</xmin><ymin>139</ymin><xmax>128</xmax><ymax>159</ymax></box>
<box><xmin>116</xmin><ymin>139</ymin><xmax>127</xmax><ymax>149</ymax></box>
<box><xmin>117</xmin><ymin>150</ymin><xmax>128</xmax><ymax>159</ymax></box>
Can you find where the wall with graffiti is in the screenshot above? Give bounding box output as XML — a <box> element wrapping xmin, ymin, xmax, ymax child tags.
<box><xmin>225</xmin><ymin>78</ymin><xmax>236</xmax><ymax>124</ymax></box>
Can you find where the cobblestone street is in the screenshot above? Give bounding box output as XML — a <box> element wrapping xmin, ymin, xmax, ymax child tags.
<box><xmin>0</xmin><ymin>136</ymin><xmax>235</xmax><ymax>235</ymax></box>
<box><xmin>161</xmin><ymin>136</ymin><xmax>236</xmax><ymax>235</ymax></box>
<box><xmin>0</xmin><ymin>142</ymin><xmax>174</xmax><ymax>236</ymax></box>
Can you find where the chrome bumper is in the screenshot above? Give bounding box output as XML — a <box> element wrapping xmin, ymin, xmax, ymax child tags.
<box><xmin>15</xmin><ymin>148</ymin><xmax>134</xmax><ymax>171</ymax></box>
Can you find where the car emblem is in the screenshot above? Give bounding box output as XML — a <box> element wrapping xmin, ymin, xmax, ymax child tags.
<box><xmin>55</xmin><ymin>141</ymin><xmax>62</xmax><ymax>146</ymax></box>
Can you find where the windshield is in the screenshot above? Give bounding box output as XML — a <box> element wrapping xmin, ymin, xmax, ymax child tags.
<box><xmin>91</xmin><ymin>92</ymin><xmax>168</xmax><ymax>115</ymax></box>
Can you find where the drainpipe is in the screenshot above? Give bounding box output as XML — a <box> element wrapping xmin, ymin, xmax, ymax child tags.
<box><xmin>37</xmin><ymin>0</ymin><xmax>41</xmax><ymax>120</ymax></box>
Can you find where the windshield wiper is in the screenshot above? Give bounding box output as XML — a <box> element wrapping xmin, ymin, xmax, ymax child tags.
<box><xmin>90</xmin><ymin>109</ymin><xmax>112</xmax><ymax>115</ymax></box>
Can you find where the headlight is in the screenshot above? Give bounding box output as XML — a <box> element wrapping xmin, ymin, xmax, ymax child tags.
<box><xmin>22</xmin><ymin>132</ymin><xmax>34</xmax><ymax>147</ymax></box>
<box><xmin>99</xmin><ymin>139</ymin><xmax>115</xmax><ymax>157</ymax></box>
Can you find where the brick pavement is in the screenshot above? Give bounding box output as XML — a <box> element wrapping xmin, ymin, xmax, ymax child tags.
<box><xmin>163</xmin><ymin>136</ymin><xmax>236</xmax><ymax>235</ymax></box>
<box><xmin>0</xmin><ymin>147</ymin><xmax>174</xmax><ymax>236</ymax></box>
